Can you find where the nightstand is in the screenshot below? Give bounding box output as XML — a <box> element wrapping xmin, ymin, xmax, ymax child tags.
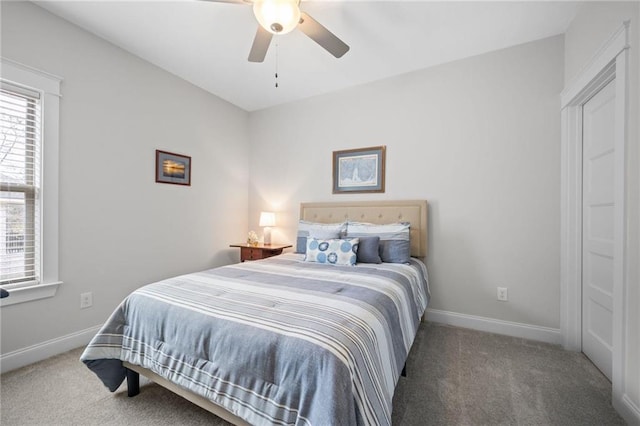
<box><xmin>229</xmin><ymin>243</ymin><xmax>292</xmax><ymax>262</ymax></box>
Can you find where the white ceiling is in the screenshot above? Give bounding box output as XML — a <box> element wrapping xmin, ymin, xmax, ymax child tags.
<box><xmin>35</xmin><ymin>1</ymin><xmax>580</xmax><ymax>112</ymax></box>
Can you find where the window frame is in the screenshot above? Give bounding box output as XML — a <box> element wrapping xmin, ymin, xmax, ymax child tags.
<box><xmin>1</xmin><ymin>58</ymin><xmax>62</xmax><ymax>307</ymax></box>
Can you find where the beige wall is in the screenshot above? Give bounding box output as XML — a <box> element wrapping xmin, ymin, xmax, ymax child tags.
<box><xmin>249</xmin><ymin>36</ymin><xmax>564</xmax><ymax>330</ymax></box>
<box><xmin>0</xmin><ymin>2</ymin><xmax>249</xmax><ymax>356</ymax></box>
<box><xmin>564</xmin><ymin>1</ymin><xmax>640</xmax><ymax>421</ymax></box>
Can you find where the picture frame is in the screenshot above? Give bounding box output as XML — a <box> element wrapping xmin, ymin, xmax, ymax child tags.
<box><xmin>333</xmin><ymin>145</ymin><xmax>386</xmax><ymax>194</ymax></box>
<box><xmin>155</xmin><ymin>150</ymin><xmax>191</xmax><ymax>186</ymax></box>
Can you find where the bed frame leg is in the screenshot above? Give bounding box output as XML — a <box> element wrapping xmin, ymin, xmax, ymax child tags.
<box><xmin>126</xmin><ymin>368</ymin><xmax>140</xmax><ymax>397</ymax></box>
<box><xmin>401</xmin><ymin>363</ymin><xmax>407</xmax><ymax>377</ymax></box>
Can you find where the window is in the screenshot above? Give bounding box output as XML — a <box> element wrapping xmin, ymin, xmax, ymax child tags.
<box><xmin>0</xmin><ymin>59</ymin><xmax>62</xmax><ymax>306</ymax></box>
<box><xmin>1</xmin><ymin>83</ymin><xmax>41</xmax><ymax>287</ymax></box>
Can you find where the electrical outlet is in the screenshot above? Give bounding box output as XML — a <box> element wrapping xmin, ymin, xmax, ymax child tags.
<box><xmin>80</xmin><ymin>292</ymin><xmax>93</xmax><ymax>309</ymax></box>
<box><xmin>497</xmin><ymin>287</ymin><xmax>508</xmax><ymax>302</ymax></box>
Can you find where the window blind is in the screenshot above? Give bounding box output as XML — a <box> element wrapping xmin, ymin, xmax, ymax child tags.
<box><xmin>0</xmin><ymin>82</ymin><xmax>42</xmax><ymax>288</ymax></box>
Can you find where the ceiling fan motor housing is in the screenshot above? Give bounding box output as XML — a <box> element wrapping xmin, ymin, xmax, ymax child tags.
<box><xmin>253</xmin><ymin>0</ymin><xmax>301</xmax><ymax>34</ymax></box>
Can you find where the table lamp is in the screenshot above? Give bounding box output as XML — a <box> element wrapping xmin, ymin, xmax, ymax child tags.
<box><xmin>259</xmin><ymin>211</ymin><xmax>276</xmax><ymax>245</ymax></box>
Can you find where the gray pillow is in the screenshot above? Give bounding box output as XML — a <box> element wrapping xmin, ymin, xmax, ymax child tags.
<box><xmin>296</xmin><ymin>236</ymin><xmax>307</xmax><ymax>254</ymax></box>
<box><xmin>378</xmin><ymin>240</ymin><xmax>411</xmax><ymax>264</ymax></box>
<box><xmin>356</xmin><ymin>236</ymin><xmax>382</xmax><ymax>264</ymax></box>
<box><xmin>346</xmin><ymin>221</ymin><xmax>411</xmax><ymax>263</ymax></box>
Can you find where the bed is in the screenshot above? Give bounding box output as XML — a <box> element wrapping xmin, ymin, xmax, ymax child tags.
<box><xmin>81</xmin><ymin>200</ymin><xmax>429</xmax><ymax>426</ymax></box>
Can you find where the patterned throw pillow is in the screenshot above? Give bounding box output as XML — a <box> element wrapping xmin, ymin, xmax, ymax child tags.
<box><xmin>304</xmin><ymin>238</ymin><xmax>359</xmax><ymax>266</ymax></box>
<box><xmin>296</xmin><ymin>220</ymin><xmax>347</xmax><ymax>254</ymax></box>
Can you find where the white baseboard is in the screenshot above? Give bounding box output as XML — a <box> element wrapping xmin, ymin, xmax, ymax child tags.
<box><xmin>425</xmin><ymin>308</ymin><xmax>562</xmax><ymax>345</ymax></box>
<box><xmin>0</xmin><ymin>324</ymin><xmax>101</xmax><ymax>374</ymax></box>
<box><xmin>614</xmin><ymin>394</ymin><xmax>640</xmax><ymax>426</ymax></box>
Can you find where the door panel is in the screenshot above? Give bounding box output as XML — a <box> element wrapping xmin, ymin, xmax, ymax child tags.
<box><xmin>582</xmin><ymin>79</ymin><xmax>615</xmax><ymax>380</ymax></box>
<box><xmin>588</xmin><ymin>204</ymin><xmax>614</xmax><ymax>241</ymax></box>
<box><xmin>587</xmin><ymin>298</ymin><xmax>613</xmax><ymax>346</ymax></box>
<box><xmin>588</xmin><ymin>153</ymin><xmax>615</xmax><ymax>201</ymax></box>
<box><xmin>586</xmin><ymin>252</ymin><xmax>614</xmax><ymax>294</ymax></box>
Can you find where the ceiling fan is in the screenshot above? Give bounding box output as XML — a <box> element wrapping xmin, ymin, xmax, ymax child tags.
<box><xmin>204</xmin><ymin>0</ymin><xmax>350</xmax><ymax>62</ymax></box>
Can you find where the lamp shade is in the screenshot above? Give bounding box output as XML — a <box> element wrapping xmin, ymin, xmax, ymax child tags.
<box><xmin>259</xmin><ymin>211</ymin><xmax>276</xmax><ymax>227</ymax></box>
<box><xmin>253</xmin><ymin>0</ymin><xmax>300</xmax><ymax>35</ymax></box>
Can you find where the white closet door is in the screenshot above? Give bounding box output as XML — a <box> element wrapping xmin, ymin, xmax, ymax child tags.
<box><xmin>582</xmin><ymin>79</ymin><xmax>616</xmax><ymax>380</ymax></box>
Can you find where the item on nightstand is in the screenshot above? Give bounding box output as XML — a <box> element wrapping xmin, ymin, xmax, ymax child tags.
<box><xmin>259</xmin><ymin>212</ymin><xmax>276</xmax><ymax>245</ymax></box>
<box><xmin>247</xmin><ymin>230</ymin><xmax>259</xmax><ymax>246</ymax></box>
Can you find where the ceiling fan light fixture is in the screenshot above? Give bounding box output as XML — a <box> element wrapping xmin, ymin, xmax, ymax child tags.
<box><xmin>253</xmin><ymin>0</ymin><xmax>300</xmax><ymax>35</ymax></box>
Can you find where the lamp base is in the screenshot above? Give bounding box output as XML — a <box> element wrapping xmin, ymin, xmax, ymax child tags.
<box><xmin>263</xmin><ymin>227</ymin><xmax>272</xmax><ymax>245</ymax></box>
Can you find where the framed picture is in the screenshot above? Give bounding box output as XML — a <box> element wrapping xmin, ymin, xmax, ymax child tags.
<box><xmin>333</xmin><ymin>146</ymin><xmax>386</xmax><ymax>194</ymax></box>
<box><xmin>155</xmin><ymin>150</ymin><xmax>191</xmax><ymax>186</ymax></box>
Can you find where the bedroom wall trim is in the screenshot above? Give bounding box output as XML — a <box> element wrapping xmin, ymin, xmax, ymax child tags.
<box><xmin>561</xmin><ymin>23</ymin><xmax>630</xmax><ymax>106</ymax></box>
<box><xmin>425</xmin><ymin>308</ymin><xmax>562</xmax><ymax>345</ymax></box>
<box><xmin>0</xmin><ymin>324</ymin><xmax>101</xmax><ymax>373</ymax></box>
<box><xmin>619</xmin><ymin>395</ymin><xmax>640</xmax><ymax>424</ymax></box>
<box><xmin>560</xmin><ymin>21</ymin><xmax>632</xmax><ymax>424</ymax></box>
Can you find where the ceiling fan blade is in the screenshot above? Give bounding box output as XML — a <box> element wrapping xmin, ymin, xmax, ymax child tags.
<box><xmin>297</xmin><ymin>12</ymin><xmax>349</xmax><ymax>58</ymax></box>
<box><xmin>248</xmin><ymin>25</ymin><xmax>273</xmax><ymax>62</ymax></box>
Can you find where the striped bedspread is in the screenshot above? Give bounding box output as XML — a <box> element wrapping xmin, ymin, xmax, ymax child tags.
<box><xmin>81</xmin><ymin>253</ymin><xmax>429</xmax><ymax>426</ymax></box>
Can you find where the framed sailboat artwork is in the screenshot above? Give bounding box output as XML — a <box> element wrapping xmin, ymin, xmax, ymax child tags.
<box><xmin>332</xmin><ymin>146</ymin><xmax>386</xmax><ymax>194</ymax></box>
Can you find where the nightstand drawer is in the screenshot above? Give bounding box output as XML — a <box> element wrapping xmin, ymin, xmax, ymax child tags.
<box><xmin>230</xmin><ymin>243</ymin><xmax>293</xmax><ymax>262</ymax></box>
<box><xmin>241</xmin><ymin>247</ymin><xmax>265</xmax><ymax>261</ymax></box>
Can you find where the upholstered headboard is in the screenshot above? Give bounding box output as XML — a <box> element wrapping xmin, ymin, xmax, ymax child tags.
<box><xmin>300</xmin><ymin>200</ymin><xmax>428</xmax><ymax>257</ymax></box>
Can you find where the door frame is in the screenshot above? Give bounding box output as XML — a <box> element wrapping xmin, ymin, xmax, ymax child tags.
<box><xmin>560</xmin><ymin>21</ymin><xmax>629</xmax><ymax>403</ymax></box>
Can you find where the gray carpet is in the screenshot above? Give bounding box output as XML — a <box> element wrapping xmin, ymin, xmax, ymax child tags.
<box><xmin>0</xmin><ymin>322</ymin><xmax>625</xmax><ymax>425</ymax></box>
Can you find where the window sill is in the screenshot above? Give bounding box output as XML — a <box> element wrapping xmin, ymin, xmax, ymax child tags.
<box><xmin>0</xmin><ymin>281</ymin><xmax>62</xmax><ymax>307</ymax></box>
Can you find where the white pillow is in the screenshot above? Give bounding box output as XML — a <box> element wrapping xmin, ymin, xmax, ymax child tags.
<box><xmin>296</xmin><ymin>220</ymin><xmax>347</xmax><ymax>254</ymax></box>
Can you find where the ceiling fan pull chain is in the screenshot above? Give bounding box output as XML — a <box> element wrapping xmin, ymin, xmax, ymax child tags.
<box><xmin>275</xmin><ymin>42</ymin><xmax>279</xmax><ymax>88</ymax></box>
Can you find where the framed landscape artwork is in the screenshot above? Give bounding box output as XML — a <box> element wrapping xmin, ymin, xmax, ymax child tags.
<box><xmin>333</xmin><ymin>146</ymin><xmax>386</xmax><ymax>194</ymax></box>
<box><xmin>155</xmin><ymin>150</ymin><xmax>191</xmax><ymax>186</ymax></box>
